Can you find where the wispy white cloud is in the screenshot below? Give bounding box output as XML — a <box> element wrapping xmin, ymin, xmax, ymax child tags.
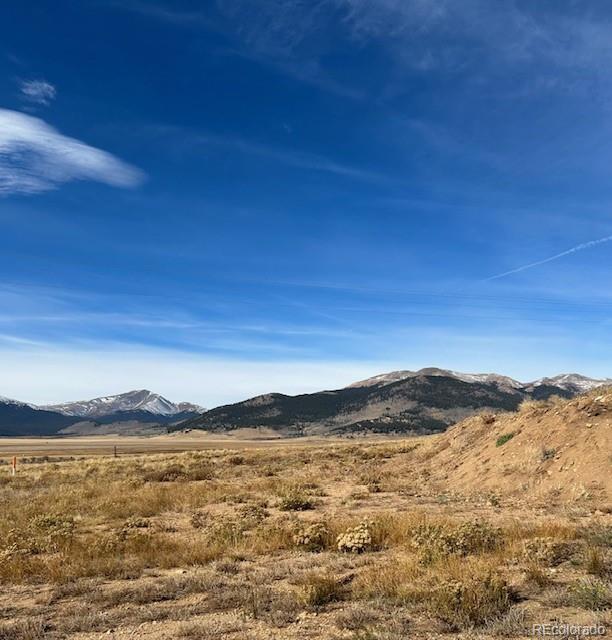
<box><xmin>203</xmin><ymin>133</ymin><xmax>388</xmax><ymax>183</ymax></box>
<box><xmin>1</xmin><ymin>328</ymin><xmax>610</xmax><ymax>407</ymax></box>
<box><xmin>106</xmin><ymin>0</ymin><xmax>214</xmax><ymax>28</ymax></box>
<box><xmin>145</xmin><ymin>123</ymin><xmax>391</xmax><ymax>184</ymax></box>
<box><xmin>335</xmin><ymin>0</ymin><xmax>610</xmax><ymax>73</ymax></box>
<box><xmin>486</xmin><ymin>234</ymin><xmax>612</xmax><ymax>281</ymax></box>
<box><xmin>218</xmin><ymin>1</ymin><xmax>612</xmax><ymax>97</ymax></box>
<box><xmin>108</xmin><ymin>0</ymin><xmax>363</xmax><ymax>98</ymax></box>
<box><xmin>19</xmin><ymin>79</ymin><xmax>57</xmax><ymax>105</ymax></box>
<box><xmin>106</xmin><ymin>1</ymin><xmax>612</xmax><ymax>101</ymax></box>
<box><xmin>0</xmin><ymin>109</ymin><xmax>145</xmax><ymax>195</ymax></box>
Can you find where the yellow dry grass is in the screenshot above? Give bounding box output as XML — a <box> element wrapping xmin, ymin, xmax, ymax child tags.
<box><xmin>0</xmin><ymin>398</ymin><xmax>610</xmax><ymax>639</ymax></box>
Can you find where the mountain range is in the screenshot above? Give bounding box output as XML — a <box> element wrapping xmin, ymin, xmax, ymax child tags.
<box><xmin>0</xmin><ymin>390</ymin><xmax>204</xmax><ymax>436</ymax></box>
<box><xmin>43</xmin><ymin>389</ymin><xmax>203</xmax><ymax>418</ymax></box>
<box><xmin>177</xmin><ymin>369</ymin><xmax>612</xmax><ymax>437</ymax></box>
<box><xmin>1</xmin><ymin>369</ymin><xmax>610</xmax><ymax>437</ymax></box>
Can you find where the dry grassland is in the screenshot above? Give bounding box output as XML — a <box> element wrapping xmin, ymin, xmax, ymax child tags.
<box><xmin>0</xmin><ymin>430</ymin><xmax>610</xmax><ymax>639</ymax></box>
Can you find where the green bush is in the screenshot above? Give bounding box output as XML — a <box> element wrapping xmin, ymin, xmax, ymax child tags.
<box><xmin>567</xmin><ymin>578</ymin><xmax>612</xmax><ymax>610</ymax></box>
<box><xmin>496</xmin><ymin>433</ymin><xmax>515</xmax><ymax>447</ymax></box>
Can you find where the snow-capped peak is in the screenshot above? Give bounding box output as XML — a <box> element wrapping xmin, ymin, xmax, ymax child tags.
<box><xmin>0</xmin><ymin>395</ymin><xmax>38</xmax><ymax>409</ymax></box>
<box><xmin>348</xmin><ymin>368</ymin><xmax>610</xmax><ymax>393</ymax></box>
<box><xmin>530</xmin><ymin>373</ymin><xmax>612</xmax><ymax>393</ymax></box>
<box><xmin>348</xmin><ymin>368</ymin><xmax>523</xmax><ymax>389</ymax></box>
<box><xmin>347</xmin><ymin>370</ymin><xmax>415</xmax><ymax>388</ymax></box>
<box><xmin>42</xmin><ymin>390</ymin><xmax>205</xmax><ymax>418</ymax></box>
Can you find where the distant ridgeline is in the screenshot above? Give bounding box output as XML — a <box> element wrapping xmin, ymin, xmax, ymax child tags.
<box><xmin>2</xmin><ymin>370</ymin><xmax>609</xmax><ymax>437</ymax></box>
<box><xmin>172</xmin><ymin>369</ymin><xmax>611</xmax><ymax>437</ymax></box>
<box><xmin>0</xmin><ymin>390</ymin><xmax>204</xmax><ymax>436</ymax></box>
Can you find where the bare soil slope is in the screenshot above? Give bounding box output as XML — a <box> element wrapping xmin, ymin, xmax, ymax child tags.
<box><xmin>420</xmin><ymin>387</ymin><xmax>612</xmax><ymax>501</ymax></box>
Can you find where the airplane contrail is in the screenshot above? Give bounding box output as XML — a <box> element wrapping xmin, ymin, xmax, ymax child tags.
<box><xmin>485</xmin><ymin>234</ymin><xmax>612</xmax><ymax>281</ymax></box>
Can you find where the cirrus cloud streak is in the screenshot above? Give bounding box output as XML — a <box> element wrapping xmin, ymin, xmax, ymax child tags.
<box><xmin>0</xmin><ymin>108</ymin><xmax>144</xmax><ymax>195</ymax></box>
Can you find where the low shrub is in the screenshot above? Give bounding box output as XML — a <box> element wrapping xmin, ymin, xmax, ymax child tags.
<box><xmin>540</xmin><ymin>447</ymin><xmax>556</xmax><ymax>461</ymax></box>
<box><xmin>1</xmin><ymin>514</ymin><xmax>76</xmax><ymax>557</ymax></box>
<box><xmin>579</xmin><ymin>524</ymin><xmax>612</xmax><ymax>548</ymax></box>
<box><xmin>293</xmin><ymin>522</ymin><xmax>331</xmax><ymax>552</ymax></box>
<box><xmin>428</xmin><ymin>572</ymin><xmax>514</xmax><ymax>629</ymax></box>
<box><xmin>523</xmin><ymin>563</ymin><xmax>551</xmax><ymax>588</ymax></box>
<box><xmin>0</xmin><ymin>618</ymin><xmax>48</xmax><ymax>640</ymax></box>
<box><xmin>116</xmin><ymin>517</ymin><xmax>151</xmax><ymax>542</ymax></box>
<box><xmin>567</xmin><ymin>578</ymin><xmax>612</xmax><ymax>610</ymax></box>
<box><xmin>190</xmin><ymin>510</ymin><xmax>209</xmax><ymax>529</ymax></box>
<box><xmin>334</xmin><ymin>605</ymin><xmax>380</xmax><ymax>631</ymax></box>
<box><xmin>142</xmin><ymin>465</ymin><xmax>187</xmax><ymax>482</ymax></box>
<box><xmin>411</xmin><ymin>520</ymin><xmax>501</xmax><ymax>561</ymax></box>
<box><xmin>203</xmin><ymin>516</ymin><xmax>247</xmax><ymax>547</ymax></box>
<box><xmin>277</xmin><ymin>490</ymin><xmax>314</xmax><ymax>512</ymax></box>
<box><xmin>584</xmin><ymin>546</ymin><xmax>608</xmax><ymax>577</ymax></box>
<box><xmin>522</xmin><ymin>538</ymin><xmax>576</xmax><ymax>567</ymax></box>
<box><xmin>337</xmin><ymin>520</ymin><xmax>374</xmax><ymax>553</ymax></box>
<box><xmin>28</xmin><ymin>514</ymin><xmax>76</xmax><ymax>553</ymax></box>
<box><xmin>236</xmin><ymin>504</ymin><xmax>269</xmax><ymax>524</ymax></box>
<box><xmin>496</xmin><ymin>433</ymin><xmax>515</xmax><ymax>447</ymax></box>
<box><xmin>484</xmin><ymin>606</ymin><xmax>528</xmax><ymax>637</ymax></box>
<box><xmin>296</xmin><ymin>572</ymin><xmax>345</xmax><ymax>608</ymax></box>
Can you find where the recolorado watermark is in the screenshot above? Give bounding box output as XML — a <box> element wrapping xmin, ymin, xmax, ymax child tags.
<box><xmin>532</xmin><ymin>623</ymin><xmax>607</xmax><ymax>636</ymax></box>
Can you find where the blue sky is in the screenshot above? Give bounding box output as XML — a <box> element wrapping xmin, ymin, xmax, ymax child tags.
<box><xmin>1</xmin><ymin>0</ymin><xmax>611</xmax><ymax>406</ymax></box>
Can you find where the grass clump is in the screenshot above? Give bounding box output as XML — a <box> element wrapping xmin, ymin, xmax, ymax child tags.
<box><xmin>0</xmin><ymin>619</ymin><xmax>48</xmax><ymax>640</ymax></box>
<box><xmin>2</xmin><ymin>513</ymin><xmax>76</xmax><ymax>558</ymax></box>
<box><xmin>142</xmin><ymin>464</ymin><xmax>188</xmax><ymax>482</ymax></box>
<box><xmin>579</xmin><ymin>524</ymin><xmax>612</xmax><ymax>548</ymax></box>
<box><xmin>519</xmin><ymin>399</ymin><xmax>548</xmax><ymax>413</ymax></box>
<box><xmin>484</xmin><ymin>606</ymin><xmax>528</xmax><ymax>637</ymax></box>
<box><xmin>584</xmin><ymin>546</ymin><xmax>609</xmax><ymax>577</ymax></box>
<box><xmin>566</xmin><ymin>578</ymin><xmax>612</xmax><ymax>610</ymax></box>
<box><xmin>523</xmin><ymin>563</ymin><xmax>551</xmax><ymax>588</ymax></box>
<box><xmin>522</xmin><ymin>537</ymin><xmax>576</xmax><ymax>566</ymax></box>
<box><xmin>334</xmin><ymin>605</ymin><xmax>380</xmax><ymax>631</ymax></box>
<box><xmin>278</xmin><ymin>490</ymin><xmax>315</xmax><ymax>511</ymax></box>
<box><xmin>296</xmin><ymin>572</ymin><xmax>345</xmax><ymax>608</ymax></box>
<box><xmin>428</xmin><ymin>572</ymin><xmax>514</xmax><ymax>629</ymax></box>
<box><xmin>142</xmin><ymin>462</ymin><xmax>214</xmax><ymax>482</ymax></box>
<box><xmin>496</xmin><ymin>432</ymin><xmax>515</xmax><ymax>447</ymax></box>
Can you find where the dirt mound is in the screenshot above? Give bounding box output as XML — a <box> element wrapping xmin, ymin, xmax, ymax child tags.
<box><xmin>421</xmin><ymin>388</ymin><xmax>612</xmax><ymax>502</ymax></box>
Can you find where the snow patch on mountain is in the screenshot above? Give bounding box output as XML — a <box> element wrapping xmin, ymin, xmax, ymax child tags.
<box><xmin>531</xmin><ymin>373</ymin><xmax>612</xmax><ymax>393</ymax></box>
<box><xmin>43</xmin><ymin>390</ymin><xmax>205</xmax><ymax>418</ymax></box>
<box><xmin>348</xmin><ymin>368</ymin><xmax>609</xmax><ymax>392</ymax></box>
<box><xmin>0</xmin><ymin>395</ymin><xmax>37</xmax><ymax>409</ymax></box>
<box><xmin>349</xmin><ymin>368</ymin><xmax>523</xmax><ymax>389</ymax></box>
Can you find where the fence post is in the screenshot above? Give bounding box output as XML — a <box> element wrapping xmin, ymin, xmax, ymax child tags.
<box><xmin>11</xmin><ymin>456</ymin><xmax>16</xmax><ymax>476</ymax></box>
